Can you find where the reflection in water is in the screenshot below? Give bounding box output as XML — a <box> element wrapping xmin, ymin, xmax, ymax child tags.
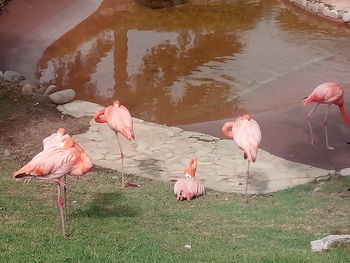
<box><xmin>36</xmin><ymin>0</ymin><xmax>268</xmax><ymax>125</ymax></box>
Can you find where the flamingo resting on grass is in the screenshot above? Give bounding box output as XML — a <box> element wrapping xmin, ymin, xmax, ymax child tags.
<box><xmin>222</xmin><ymin>114</ymin><xmax>261</xmax><ymax>205</ymax></box>
<box><xmin>174</xmin><ymin>159</ymin><xmax>205</xmax><ymax>201</ymax></box>
<box><xmin>12</xmin><ymin>137</ymin><xmax>92</xmax><ymax>237</ymax></box>
<box><xmin>303</xmin><ymin>82</ymin><xmax>350</xmax><ymax>150</ymax></box>
<box><xmin>94</xmin><ymin>100</ymin><xmax>135</xmax><ymax>188</ymax></box>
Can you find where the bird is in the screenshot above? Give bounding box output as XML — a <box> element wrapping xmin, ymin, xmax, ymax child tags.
<box><xmin>94</xmin><ymin>100</ymin><xmax>135</xmax><ymax>187</ymax></box>
<box><xmin>303</xmin><ymin>82</ymin><xmax>350</xmax><ymax>150</ymax></box>
<box><xmin>174</xmin><ymin>159</ymin><xmax>205</xmax><ymax>201</ymax></box>
<box><xmin>42</xmin><ymin>128</ymin><xmax>72</xmax><ymax>219</ymax></box>
<box><xmin>222</xmin><ymin>114</ymin><xmax>261</xmax><ymax>205</ymax></box>
<box><xmin>12</xmin><ymin>137</ymin><xmax>92</xmax><ymax>237</ymax></box>
<box><xmin>43</xmin><ymin>128</ymin><xmax>70</xmax><ymax>150</ymax></box>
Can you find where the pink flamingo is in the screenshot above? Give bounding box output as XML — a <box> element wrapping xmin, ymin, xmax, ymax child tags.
<box><xmin>43</xmin><ymin>128</ymin><xmax>70</xmax><ymax>150</ymax></box>
<box><xmin>94</xmin><ymin>100</ymin><xmax>135</xmax><ymax>187</ymax></box>
<box><xmin>222</xmin><ymin>114</ymin><xmax>261</xmax><ymax>205</ymax></box>
<box><xmin>12</xmin><ymin>137</ymin><xmax>92</xmax><ymax>237</ymax></box>
<box><xmin>304</xmin><ymin>82</ymin><xmax>350</xmax><ymax>150</ymax></box>
<box><xmin>43</xmin><ymin>128</ymin><xmax>72</xmax><ymax>218</ymax></box>
<box><xmin>174</xmin><ymin>159</ymin><xmax>205</xmax><ymax>201</ymax></box>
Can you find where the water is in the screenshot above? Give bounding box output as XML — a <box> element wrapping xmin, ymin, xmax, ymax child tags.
<box><xmin>1</xmin><ymin>0</ymin><xmax>350</xmax><ymax>169</ymax></box>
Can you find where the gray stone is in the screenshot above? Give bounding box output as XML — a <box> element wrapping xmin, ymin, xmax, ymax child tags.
<box><xmin>311</xmin><ymin>235</ymin><xmax>350</xmax><ymax>252</ymax></box>
<box><xmin>0</xmin><ymin>71</ymin><xmax>3</xmax><ymax>80</ymax></box>
<box><xmin>318</xmin><ymin>3</ymin><xmax>325</xmax><ymax>12</ymax></box>
<box><xmin>57</xmin><ymin>100</ymin><xmax>104</xmax><ymax>117</ymax></box>
<box><xmin>339</xmin><ymin>167</ymin><xmax>350</xmax><ymax>176</ymax></box>
<box><xmin>329</xmin><ymin>10</ymin><xmax>339</xmax><ymax>19</ymax></box>
<box><xmin>49</xmin><ymin>89</ymin><xmax>76</xmax><ymax>104</ymax></box>
<box><xmin>21</xmin><ymin>84</ymin><xmax>34</xmax><ymax>95</ymax></box>
<box><xmin>342</xmin><ymin>12</ymin><xmax>350</xmax><ymax>22</ymax></box>
<box><xmin>4</xmin><ymin>71</ymin><xmax>25</xmax><ymax>83</ymax></box>
<box><xmin>315</xmin><ymin>175</ymin><xmax>330</xmax><ymax>183</ymax></box>
<box><xmin>44</xmin><ymin>85</ymin><xmax>58</xmax><ymax>96</ymax></box>
<box><xmin>312</xmin><ymin>187</ymin><xmax>322</xmax><ymax>193</ymax></box>
<box><xmin>322</xmin><ymin>7</ymin><xmax>330</xmax><ymax>17</ymax></box>
<box><xmin>4</xmin><ymin>149</ymin><xmax>10</xmax><ymax>157</ymax></box>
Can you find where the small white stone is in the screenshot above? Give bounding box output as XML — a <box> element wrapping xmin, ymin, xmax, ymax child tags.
<box><xmin>342</xmin><ymin>12</ymin><xmax>350</xmax><ymax>22</ymax></box>
<box><xmin>184</xmin><ymin>245</ymin><xmax>191</xmax><ymax>249</ymax></box>
<box><xmin>329</xmin><ymin>10</ymin><xmax>338</xmax><ymax>19</ymax></box>
<box><xmin>339</xmin><ymin>167</ymin><xmax>350</xmax><ymax>176</ymax></box>
<box><xmin>322</xmin><ymin>7</ymin><xmax>330</xmax><ymax>17</ymax></box>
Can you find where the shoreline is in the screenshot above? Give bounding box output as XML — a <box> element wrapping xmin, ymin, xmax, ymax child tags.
<box><xmin>285</xmin><ymin>0</ymin><xmax>350</xmax><ymax>23</ymax></box>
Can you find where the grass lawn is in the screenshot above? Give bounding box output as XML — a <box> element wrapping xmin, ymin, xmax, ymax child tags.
<box><xmin>1</xmin><ymin>160</ymin><xmax>349</xmax><ymax>263</ymax></box>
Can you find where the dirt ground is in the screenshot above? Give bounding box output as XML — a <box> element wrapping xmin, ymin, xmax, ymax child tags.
<box><xmin>0</xmin><ymin>79</ymin><xmax>90</xmax><ymax>165</ymax></box>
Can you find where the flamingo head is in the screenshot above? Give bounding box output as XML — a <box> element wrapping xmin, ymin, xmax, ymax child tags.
<box><xmin>56</xmin><ymin>128</ymin><xmax>66</xmax><ymax>136</ymax></box>
<box><xmin>184</xmin><ymin>159</ymin><xmax>197</xmax><ymax>177</ymax></box>
<box><xmin>59</xmin><ymin>138</ymin><xmax>74</xmax><ymax>149</ymax></box>
<box><xmin>242</xmin><ymin>114</ymin><xmax>251</xmax><ymax>121</ymax></box>
<box><xmin>113</xmin><ymin>100</ymin><xmax>120</xmax><ymax>108</ymax></box>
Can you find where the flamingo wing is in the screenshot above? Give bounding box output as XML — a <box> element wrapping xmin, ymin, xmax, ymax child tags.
<box><xmin>13</xmin><ymin>147</ymin><xmax>78</xmax><ymax>179</ymax></box>
<box><xmin>304</xmin><ymin>82</ymin><xmax>343</xmax><ymax>105</ymax></box>
<box><xmin>106</xmin><ymin>105</ymin><xmax>135</xmax><ymax>140</ymax></box>
<box><xmin>233</xmin><ymin>118</ymin><xmax>261</xmax><ymax>162</ymax></box>
<box><xmin>174</xmin><ymin>177</ymin><xmax>205</xmax><ymax>201</ymax></box>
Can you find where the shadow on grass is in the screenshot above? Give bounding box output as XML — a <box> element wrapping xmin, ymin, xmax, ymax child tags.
<box><xmin>72</xmin><ymin>191</ymin><xmax>138</xmax><ymax>218</ymax></box>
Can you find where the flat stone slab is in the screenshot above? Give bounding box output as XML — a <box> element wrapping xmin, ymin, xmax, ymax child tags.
<box><xmin>58</xmin><ymin>100</ymin><xmax>329</xmax><ymax>194</ymax></box>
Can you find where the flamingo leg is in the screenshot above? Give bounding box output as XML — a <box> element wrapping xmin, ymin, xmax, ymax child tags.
<box><xmin>57</xmin><ymin>184</ymin><xmax>66</xmax><ymax>237</ymax></box>
<box><xmin>324</xmin><ymin>105</ymin><xmax>335</xmax><ymax>150</ymax></box>
<box><xmin>306</xmin><ymin>103</ymin><xmax>320</xmax><ymax>145</ymax></box>
<box><xmin>63</xmin><ymin>175</ymin><xmax>67</xmax><ymax>221</ymax></box>
<box><xmin>116</xmin><ymin>134</ymin><xmax>126</xmax><ymax>188</ymax></box>
<box><xmin>244</xmin><ymin>160</ymin><xmax>250</xmax><ymax>205</ymax></box>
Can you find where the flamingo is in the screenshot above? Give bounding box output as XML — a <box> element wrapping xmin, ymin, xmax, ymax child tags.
<box><xmin>12</xmin><ymin>137</ymin><xmax>92</xmax><ymax>237</ymax></box>
<box><xmin>222</xmin><ymin>114</ymin><xmax>261</xmax><ymax>205</ymax></box>
<box><xmin>303</xmin><ymin>82</ymin><xmax>350</xmax><ymax>150</ymax></box>
<box><xmin>94</xmin><ymin>100</ymin><xmax>135</xmax><ymax>187</ymax></box>
<box><xmin>174</xmin><ymin>159</ymin><xmax>205</xmax><ymax>201</ymax></box>
<box><xmin>43</xmin><ymin>128</ymin><xmax>70</xmax><ymax>150</ymax></box>
<box><xmin>43</xmin><ymin>128</ymin><xmax>72</xmax><ymax>219</ymax></box>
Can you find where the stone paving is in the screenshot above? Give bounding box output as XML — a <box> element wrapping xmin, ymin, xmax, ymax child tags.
<box><xmin>58</xmin><ymin>100</ymin><xmax>330</xmax><ymax>194</ymax></box>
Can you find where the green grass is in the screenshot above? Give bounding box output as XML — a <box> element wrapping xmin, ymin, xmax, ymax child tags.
<box><xmin>1</xmin><ymin>160</ymin><xmax>349</xmax><ymax>262</ymax></box>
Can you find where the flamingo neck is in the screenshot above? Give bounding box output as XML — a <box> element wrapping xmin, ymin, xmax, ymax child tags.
<box><xmin>222</xmin><ymin>122</ymin><xmax>234</xmax><ymax>139</ymax></box>
<box><xmin>338</xmin><ymin>105</ymin><xmax>350</xmax><ymax>126</ymax></box>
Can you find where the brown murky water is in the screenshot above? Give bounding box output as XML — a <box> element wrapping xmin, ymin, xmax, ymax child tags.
<box><xmin>1</xmin><ymin>0</ymin><xmax>350</xmax><ymax>169</ymax></box>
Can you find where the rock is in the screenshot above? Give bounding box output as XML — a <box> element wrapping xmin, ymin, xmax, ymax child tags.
<box><xmin>312</xmin><ymin>187</ymin><xmax>322</xmax><ymax>193</ymax></box>
<box><xmin>49</xmin><ymin>89</ymin><xmax>76</xmax><ymax>104</ymax></box>
<box><xmin>311</xmin><ymin>235</ymin><xmax>350</xmax><ymax>252</ymax></box>
<box><xmin>4</xmin><ymin>71</ymin><xmax>25</xmax><ymax>82</ymax></box>
<box><xmin>4</xmin><ymin>149</ymin><xmax>10</xmax><ymax>157</ymax></box>
<box><xmin>322</xmin><ymin>7</ymin><xmax>330</xmax><ymax>17</ymax></box>
<box><xmin>0</xmin><ymin>71</ymin><xmax>3</xmax><ymax>80</ymax></box>
<box><xmin>21</xmin><ymin>84</ymin><xmax>34</xmax><ymax>95</ymax></box>
<box><xmin>329</xmin><ymin>169</ymin><xmax>337</xmax><ymax>177</ymax></box>
<box><xmin>44</xmin><ymin>85</ymin><xmax>58</xmax><ymax>96</ymax></box>
<box><xmin>339</xmin><ymin>167</ymin><xmax>350</xmax><ymax>176</ymax></box>
<box><xmin>329</xmin><ymin>10</ymin><xmax>338</xmax><ymax>19</ymax></box>
<box><xmin>342</xmin><ymin>12</ymin><xmax>350</xmax><ymax>23</ymax></box>
<box><xmin>315</xmin><ymin>175</ymin><xmax>330</xmax><ymax>183</ymax></box>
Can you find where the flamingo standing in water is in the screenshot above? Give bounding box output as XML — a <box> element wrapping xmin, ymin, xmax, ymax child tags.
<box><xmin>222</xmin><ymin>114</ymin><xmax>261</xmax><ymax>205</ymax></box>
<box><xmin>94</xmin><ymin>100</ymin><xmax>135</xmax><ymax>188</ymax></box>
<box><xmin>12</xmin><ymin>137</ymin><xmax>92</xmax><ymax>237</ymax></box>
<box><xmin>174</xmin><ymin>159</ymin><xmax>205</xmax><ymax>201</ymax></box>
<box><xmin>303</xmin><ymin>82</ymin><xmax>350</xmax><ymax>150</ymax></box>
